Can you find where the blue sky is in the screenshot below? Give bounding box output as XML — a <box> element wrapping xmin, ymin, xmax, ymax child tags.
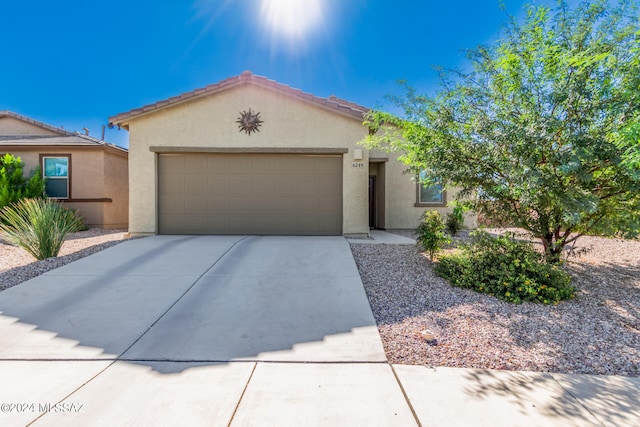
<box><xmin>2</xmin><ymin>0</ymin><xmax>562</xmax><ymax>148</ymax></box>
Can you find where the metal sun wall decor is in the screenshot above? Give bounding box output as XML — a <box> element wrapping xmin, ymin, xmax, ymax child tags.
<box><xmin>236</xmin><ymin>108</ymin><xmax>263</xmax><ymax>135</ymax></box>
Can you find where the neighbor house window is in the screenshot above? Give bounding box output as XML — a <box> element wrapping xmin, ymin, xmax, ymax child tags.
<box><xmin>42</xmin><ymin>156</ymin><xmax>70</xmax><ymax>199</ymax></box>
<box><xmin>416</xmin><ymin>170</ymin><xmax>445</xmax><ymax>206</ymax></box>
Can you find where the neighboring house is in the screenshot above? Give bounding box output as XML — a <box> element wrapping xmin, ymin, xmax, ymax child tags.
<box><xmin>0</xmin><ymin>110</ymin><xmax>128</xmax><ymax>229</ymax></box>
<box><xmin>109</xmin><ymin>71</ymin><xmax>472</xmax><ymax>236</ymax></box>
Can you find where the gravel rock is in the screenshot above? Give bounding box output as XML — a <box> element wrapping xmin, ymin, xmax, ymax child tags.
<box><xmin>0</xmin><ymin>229</ymin><xmax>130</xmax><ymax>291</ymax></box>
<box><xmin>350</xmin><ymin>235</ymin><xmax>640</xmax><ymax>376</ymax></box>
<box><xmin>2</xmin><ymin>227</ymin><xmax>638</xmax><ymax>376</ymax></box>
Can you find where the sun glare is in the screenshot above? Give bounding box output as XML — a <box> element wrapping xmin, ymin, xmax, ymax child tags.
<box><xmin>260</xmin><ymin>0</ymin><xmax>324</xmax><ymax>39</ymax></box>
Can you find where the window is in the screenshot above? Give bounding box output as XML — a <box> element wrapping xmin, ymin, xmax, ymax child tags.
<box><xmin>416</xmin><ymin>170</ymin><xmax>445</xmax><ymax>206</ymax></box>
<box><xmin>43</xmin><ymin>156</ymin><xmax>70</xmax><ymax>199</ymax></box>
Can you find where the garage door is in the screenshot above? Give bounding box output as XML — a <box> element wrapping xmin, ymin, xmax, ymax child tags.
<box><xmin>158</xmin><ymin>153</ymin><xmax>343</xmax><ymax>235</ymax></box>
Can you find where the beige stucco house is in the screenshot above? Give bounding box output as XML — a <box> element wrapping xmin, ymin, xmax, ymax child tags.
<box><xmin>110</xmin><ymin>71</ymin><xmax>468</xmax><ymax>236</ymax></box>
<box><xmin>0</xmin><ymin>110</ymin><xmax>128</xmax><ymax>229</ymax></box>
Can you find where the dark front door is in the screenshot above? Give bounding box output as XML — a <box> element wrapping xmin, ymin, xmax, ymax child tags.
<box><xmin>369</xmin><ymin>176</ymin><xmax>376</xmax><ymax>228</ymax></box>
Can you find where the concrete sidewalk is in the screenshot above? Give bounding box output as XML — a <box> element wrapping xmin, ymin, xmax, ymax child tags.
<box><xmin>2</xmin><ymin>361</ymin><xmax>637</xmax><ymax>426</ymax></box>
<box><xmin>0</xmin><ymin>236</ymin><xmax>637</xmax><ymax>426</ymax></box>
<box><xmin>347</xmin><ymin>229</ymin><xmax>417</xmax><ymax>245</ymax></box>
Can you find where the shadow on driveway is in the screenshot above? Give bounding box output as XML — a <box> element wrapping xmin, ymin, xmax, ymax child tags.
<box><xmin>0</xmin><ymin>235</ymin><xmax>385</xmax><ymax>372</ymax></box>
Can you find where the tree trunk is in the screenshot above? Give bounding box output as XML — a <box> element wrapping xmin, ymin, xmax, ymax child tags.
<box><xmin>540</xmin><ymin>229</ymin><xmax>564</xmax><ymax>264</ymax></box>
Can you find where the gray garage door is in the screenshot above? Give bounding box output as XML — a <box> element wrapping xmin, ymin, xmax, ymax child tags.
<box><xmin>158</xmin><ymin>153</ymin><xmax>343</xmax><ymax>235</ymax></box>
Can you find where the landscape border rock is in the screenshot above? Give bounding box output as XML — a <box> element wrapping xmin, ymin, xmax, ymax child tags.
<box><xmin>0</xmin><ymin>229</ymin><xmax>131</xmax><ymax>291</ymax></box>
<box><xmin>350</xmin><ymin>235</ymin><xmax>639</xmax><ymax>377</ymax></box>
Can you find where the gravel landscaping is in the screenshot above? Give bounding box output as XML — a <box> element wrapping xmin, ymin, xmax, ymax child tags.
<box><xmin>350</xmin><ymin>233</ymin><xmax>640</xmax><ymax>376</ymax></box>
<box><xmin>2</xmin><ymin>228</ymin><xmax>638</xmax><ymax>376</ymax></box>
<box><xmin>0</xmin><ymin>229</ymin><xmax>131</xmax><ymax>291</ymax></box>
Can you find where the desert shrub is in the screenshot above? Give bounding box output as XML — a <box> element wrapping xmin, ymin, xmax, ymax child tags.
<box><xmin>445</xmin><ymin>204</ymin><xmax>465</xmax><ymax>236</ymax></box>
<box><xmin>0</xmin><ymin>198</ymin><xmax>85</xmax><ymax>260</ymax></box>
<box><xmin>434</xmin><ymin>231</ymin><xmax>575</xmax><ymax>304</ymax></box>
<box><xmin>0</xmin><ymin>153</ymin><xmax>45</xmax><ymax>210</ymax></box>
<box><xmin>416</xmin><ymin>210</ymin><xmax>451</xmax><ymax>261</ymax></box>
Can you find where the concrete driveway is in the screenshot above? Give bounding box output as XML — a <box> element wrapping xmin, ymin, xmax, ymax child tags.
<box><xmin>2</xmin><ymin>235</ymin><xmax>636</xmax><ymax>427</ymax></box>
<box><xmin>0</xmin><ymin>236</ymin><xmax>415</xmax><ymax>426</ymax></box>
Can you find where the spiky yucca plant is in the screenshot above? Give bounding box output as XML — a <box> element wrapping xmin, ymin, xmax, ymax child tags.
<box><xmin>0</xmin><ymin>198</ymin><xmax>85</xmax><ymax>260</ymax></box>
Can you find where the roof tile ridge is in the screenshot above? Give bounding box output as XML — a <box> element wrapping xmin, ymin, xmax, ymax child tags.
<box><xmin>0</xmin><ymin>110</ymin><xmax>76</xmax><ymax>136</ymax></box>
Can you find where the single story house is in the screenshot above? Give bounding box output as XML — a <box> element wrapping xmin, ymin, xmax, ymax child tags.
<box><xmin>0</xmin><ymin>110</ymin><xmax>128</xmax><ymax>229</ymax></box>
<box><xmin>109</xmin><ymin>71</ymin><xmax>472</xmax><ymax>236</ymax></box>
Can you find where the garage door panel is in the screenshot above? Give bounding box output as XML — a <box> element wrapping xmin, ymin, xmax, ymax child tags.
<box><xmin>159</xmin><ymin>193</ymin><xmax>185</xmax><ymax>214</ymax></box>
<box><xmin>185</xmin><ymin>155</ymin><xmax>208</xmax><ymax>172</ymax></box>
<box><xmin>273</xmin><ymin>176</ymin><xmax>297</xmax><ymax>193</ymax></box>
<box><xmin>204</xmin><ymin>215</ymin><xmax>234</xmax><ymax>234</ymax></box>
<box><xmin>184</xmin><ymin>175</ymin><xmax>207</xmax><ymax>193</ymax></box>
<box><xmin>160</xmin><ymin>155</ymin><xmax>186</xmax><ymax>173</ymax></box>
<box><xmin>299</xmin><ymin>156</ymin><xmax>342</xmax><ymax>174</ymax></box>
<box><xmin>296</xmin><ymin>197</ymin><xmax>335</xmax><ymax>213</ymax></box>
<box><xmin>225</xmin><ymin>195</ymin><xmax>254</xmax><ymax>212</ymax></box>
<box><xmin>294</xmin><ymin>157</ymin><xmax>316</xmax><ymax>172</ymax></box>
<box><xmin>252</xmin><ymin>195</ymin><xmax>283</xmax><ymax>213</ymax></box>
<box><xmin>223</xmin><ymin>216</ymin><xmax>255</xmax><ymax>233</ymax></box>
<box><xmin>320</xmin><ymin>196</ymin><xmax>342</xmax><ymax>211</ymax></box>
<box><xmin>207</xmin><ymin>156</ymin><xmax>231</xmax><ymax>173</ymax></box>
<box><xmin>159</xmin><ymin>154</ymin><xmax>342</xmax><ymax>235</ymax></box>
<box><xmin>228</xmin><ymin>175</ymin><xmax>253</xmax><ymax>194</ymax></box>
<box><xmin>253</xmin><ymin>214</ymin><xmax>295</xmax><ymax>233</ymax></box>
<box><xmin>159</xmin><ymin>173</ymin><xmax>185</xmax><ymax>194</ymax></box>
<box><xmin>187</xmin><ymin>215</ymin><xmax>209</xmax><ymax>233</ymax></box>
<box><xmin>296</xmin><ymin>176</ymin><xmax>339</xmax><ymax>195</ymax></box>
<box><xmin>158</xmin><ymin>215</ymin><xmax>181</xmax><ymax>233</ymax></box>
<box><xmin>184</xmin><ymin>195</ymin><xmax>207</xmax><ymax>212</ymax></box>
<box><xmin>161</xmin><ymin>214</ymin><xmax>208</xmax><ymax>234</ymax></box>
<box><xmin>296</xmin><ymin>197</ymin><xmax>322</xmax><ymax>212</ymax></box>
<box><xmin>207</xmin><ymin>176</ymin><xmax>230</xmax><ymax>192</ymax></box>
<box><xmin>251</xmin><ymin>157</ymin><xmax>280</xmax><ymax>173</ymax></box>
<box><xmin>206</xmin><ymin>198</ymin><xmax>228</xmax><ymax>213</ymax></box>
<box><xmin>251</xmin><ymin>176</ymin><xmax>276</xmax><ymax>193</ymax></box>
<box><xmin>230</xmin><ymin>156</ymin><xmax>253</xmax><ymax>171</ymax></box>
<box><xmin>297</xmin><ymin>217</ymin><xmax>340</xmax><ymax>233</ymax></box>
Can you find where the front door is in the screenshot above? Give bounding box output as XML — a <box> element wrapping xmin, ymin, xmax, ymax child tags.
<box><xmin>369</xmin><ymin>176</ymin><xmax>376</xmax><ymax>228</ymax></box>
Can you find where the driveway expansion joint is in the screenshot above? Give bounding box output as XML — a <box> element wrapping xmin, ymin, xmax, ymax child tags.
<box><xmin>227</xmin><ymin>362</ymin><xmax>257</xmax><ymax>427</ymax></box>
<box><xmin>115</xmin><ymin>236</ymin><xmax>250</xmax><ymax>360</ymax></box>
<box><xmin>390</xmin><ymin>364</ymin><xmax>422</xmax><ymax>427</ymax></box>
<box><xmin>548</xmin><ymin>372</ymin><xmax>608</xmax><ymax>427</ymax></box>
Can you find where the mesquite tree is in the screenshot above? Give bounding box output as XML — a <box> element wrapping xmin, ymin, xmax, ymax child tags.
<box><xmin>363</xmin><ymin>0</ymin><xmax>640</xmax><ymax>262</ymax></box>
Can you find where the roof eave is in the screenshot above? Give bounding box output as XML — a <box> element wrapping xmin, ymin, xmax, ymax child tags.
<box><xmin>0</xmin><ymin>110</ymin><xmax>76</xmax><ymax>136</ymax></box>
<box><xmin>108</xmin><ymin>72</ymin><xmax>369</xmax><ymax>128</ymax></box>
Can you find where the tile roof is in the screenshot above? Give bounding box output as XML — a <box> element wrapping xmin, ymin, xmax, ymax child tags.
<box><xmin>109</xmin><ymin>71</ymin><xmax>370</xmax><ymax>128</ymax></box>
<box><xmin>0</xmin><ymin>110</ymin><xmax>127</xmax><ymax>154</ymax></box>
<box><xmin>0</xmin><ymin>110</ymin><xmax>75</xmax><ymax>136</ymax></box>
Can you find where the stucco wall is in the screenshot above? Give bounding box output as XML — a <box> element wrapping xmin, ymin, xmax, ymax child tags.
<box><xmin>103</xmin><ymin>151</ymin><xmax>129</xmax><ymax>228</ymax></box>
<box><xmin>72</xmin><ymin>151</ymin><xmax>105</xmax><ymax>199</ymax></box>
<box><xmin>370</xmin><ymin>149</ymin><xmax>476</xmax><ymax>230</ymax></box>
<box><xmin>0</xmin><ymin>117</ymin><xmax>59</xmax><ymax>136</ymax></box>
<box><xmin>1</xmin><ymin>148</ymin><xmax>129</xmax><ymax>228</ymax></box>
<box><xmin>126</xmin><ymin>84</ymin><xmax>371</xmax><ymax>235</ymax></box>
<box><xmin>3</xmin><ymin>151</ymin><xmax>43</xmax><ymax>176</ymax></box>
<box><xmin>9</xmin><ymin>149</ymin><xmax>105</xmax><ymax>200</ymax></box>
<box><xmin>64</xmin><ymin>201</ymin><xmax>104</xmax><ymax>226</ymax></box>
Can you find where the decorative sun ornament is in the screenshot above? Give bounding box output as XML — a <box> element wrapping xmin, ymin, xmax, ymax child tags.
<box><xmin>236</xmin><ymin>109</ymin><xmax>263</xmax><ymax>135</ymax></box>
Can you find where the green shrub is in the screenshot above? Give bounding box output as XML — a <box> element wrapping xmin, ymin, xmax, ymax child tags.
<box><xmin>445</xmin><ymin>204</ymin><xmax>465</xmax><ymax>236</ymax></box>
<box><xmin>434</xmin><ymin>231</ymin><xmax>575</xmax><ymax>304</ymax></box>
<box><xmin>416</xmin><ymin>210</ymin><xmax>451</xmax><ymax>261</ymax></box>
<box><xmin>0</xmin><ymin>153</ymin><xmax>45</xmax><ymax>210</ymax></box>
<box><xmin>0</xmin><ymin>198</ymin><xmax>85</xmax><ymax>260</ymax></box>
